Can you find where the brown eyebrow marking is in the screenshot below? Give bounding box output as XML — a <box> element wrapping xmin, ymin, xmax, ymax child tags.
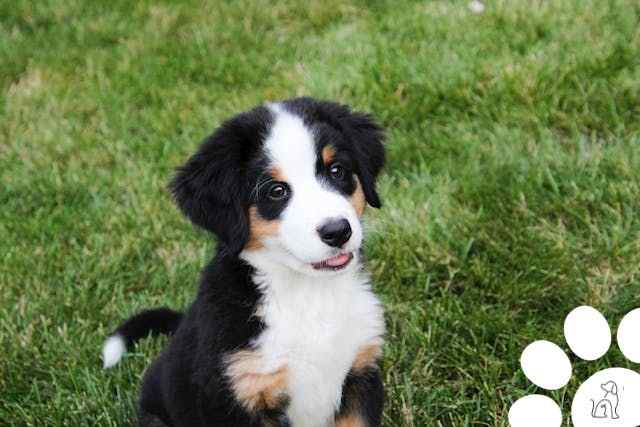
<box><xmin>270</xmin><ymin>165</ymin><xmax>286</xmax><ymax>182</ymax></box>
<box><xmin>322</xmin><ymin>145</ymin><xmax>336</xmax><ymax>166</ymax></box>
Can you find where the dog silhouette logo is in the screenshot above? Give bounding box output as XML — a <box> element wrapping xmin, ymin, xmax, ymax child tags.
<box><xmin>590</xmin><ymin>380</ymin><xmax>620</xmax><ymax>419</ymax></box>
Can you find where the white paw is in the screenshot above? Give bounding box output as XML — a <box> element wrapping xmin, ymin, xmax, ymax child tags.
<box><xmin>509</xmin><ymin>306</ymin><xmax>640</xmax><ymax>427</ymax></box>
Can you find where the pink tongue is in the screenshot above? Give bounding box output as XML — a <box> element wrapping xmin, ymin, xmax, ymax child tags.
<box><xmin>325</xmin><ymin>253</ymin><xmax>350</xmax><ymax>267</ymax></box>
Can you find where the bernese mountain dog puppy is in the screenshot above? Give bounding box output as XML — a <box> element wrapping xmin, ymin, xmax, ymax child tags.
<box><xmin>102</xmin><ymin>97</ymin><xmax>386</xmax><ymax>427</ymax></box>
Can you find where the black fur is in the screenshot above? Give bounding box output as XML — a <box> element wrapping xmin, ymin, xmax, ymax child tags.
<box><xmin>112</xmin><ymin>308</ymin><xmax>183</xmax><ymax>350</ymax></box>
<box><xmin>137</xmin><ymin>253</ymin><xmax>268</xmax><ymax>426</ymax></box>
<box><xmin>169</xmin><ymin>106</ymin><xmax>273</xmax><ymax>255</ymax></box>
<box><xmin>336</xmin><ymin>367</ymin><xmax>384</xmax><ymax>426</ymax></box>
<box><xmin>106</xmin><ymin>98</ymin><xmax>386</xmax><ymax>426</ymax></box>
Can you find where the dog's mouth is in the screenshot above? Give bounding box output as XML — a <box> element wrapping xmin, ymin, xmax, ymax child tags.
<box><xmin>311</xmin><ymin>252</ymin><xmax>354</xmax><ymax>271</ymax></box>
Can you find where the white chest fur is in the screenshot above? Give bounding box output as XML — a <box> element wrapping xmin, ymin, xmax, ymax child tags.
<box><xmin>251</xmin><ymin>266</ymin><xmax>385</xmax><ymax>427</ymax></box>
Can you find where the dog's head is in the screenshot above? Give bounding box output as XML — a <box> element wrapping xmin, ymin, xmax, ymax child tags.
<box><xmin>601</xmin><ymin>381</ymin><xmax>618</xmax><ymax>395</ymax></box>
<box><xmin>170</xmin><ymin>98</ymin><xmax>385</xmax><ymax>276</ymax></box>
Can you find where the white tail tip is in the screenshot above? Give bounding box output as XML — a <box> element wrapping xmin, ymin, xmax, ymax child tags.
<box><xmin>102</xmin><ymin>335</ymin><xmax>126</xmax><ymax>368</ymax></box>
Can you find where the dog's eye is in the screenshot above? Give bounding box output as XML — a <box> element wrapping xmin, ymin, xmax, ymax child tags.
<box><xmin>329</xmin><ymin>163</ymin><xmax>345</xmax><ymax>180</ymax></box>
<box><xmin>268</xmin><ymin>183</ymin><xmax>288</xmax><ymax>201</ymax></box>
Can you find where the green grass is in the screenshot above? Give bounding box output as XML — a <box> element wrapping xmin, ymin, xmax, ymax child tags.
<box><xmin>2</xmin><ymin>0</ymin><xmax>640</xmax><ymax>425</ymax></box>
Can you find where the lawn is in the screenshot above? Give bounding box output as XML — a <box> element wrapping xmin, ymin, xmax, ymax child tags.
<box><xmin>1</xmin><ymin>0</ymin><xmax>640</xmax><ymax>425</ymax></box>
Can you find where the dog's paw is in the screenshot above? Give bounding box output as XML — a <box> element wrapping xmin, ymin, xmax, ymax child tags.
<box><xmin>509</xmin><ymin>306</ymin><xmax>640</xmax><ymax>427</ymax></box>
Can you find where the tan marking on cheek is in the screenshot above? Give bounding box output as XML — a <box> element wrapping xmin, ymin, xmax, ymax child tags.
<box><xmin>352</xmin><ymin>337</ymin><xmax>383</xmax><ymax>372</ymax></box>
<box><xmin>246</xmin><ymin>207</ymin><xmax>281</xmax><ymax>250</ymax></box>
<box><xmin>336</xmin><ymin>414</ymin><xmax>367</xmax><ymax>427</ymax></box>
<box><xmin>322</xmin><ymin>145</ymin><xmax>336</xmax><ymax>166</ymax></box>
<box><xmin>226</xmin><ymin>350</ymin><xmax>289</xmax><ymax>413</ymax></box>
<box><xmin>350</xmin><ymin>176</ymin><xmax>366</xmax><ymax>217</ymax></box>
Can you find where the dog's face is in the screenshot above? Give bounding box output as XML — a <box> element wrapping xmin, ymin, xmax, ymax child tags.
<box><xmin>171</xmin><ymin>98</ymin><xmax>384</xmax><ymax>276</ymax></box>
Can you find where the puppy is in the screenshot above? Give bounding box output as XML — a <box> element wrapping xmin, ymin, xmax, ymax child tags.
<box><xmin>102</xmin><ymin>97</ymin><xmax>386</xmax><ymax>427</ymax></box>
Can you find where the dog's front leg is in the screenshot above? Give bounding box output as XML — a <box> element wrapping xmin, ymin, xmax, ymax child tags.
<box><xmin>335</xmin><ymin>339</ymin><xmax>384</xmax><ymax>427</ymax></box>
<box><xmin>261</xmin><ymin>405</ymin><xmax>292</xmax><ymax>427</ymax></box>
<box><xmin>335</xmin><ymin>366</ymin><xmax>384</xmax><ymax>427</ymax></box>
<box><xmin>225</xmin><ymin>350</ymin><xmax>291</xmax><ymax>426</ymax></box>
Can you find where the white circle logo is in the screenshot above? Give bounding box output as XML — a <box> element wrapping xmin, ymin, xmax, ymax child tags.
<box><xmin>572</xmin><ymin>368</ymin><xmax>640</xmax><ymax>427</ymax></box>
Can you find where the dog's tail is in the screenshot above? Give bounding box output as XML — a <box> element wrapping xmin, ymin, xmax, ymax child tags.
<box><xmin>101</xmin><ymin>308</ymin><xmax>183</xmax><ymax>368</ymax></box>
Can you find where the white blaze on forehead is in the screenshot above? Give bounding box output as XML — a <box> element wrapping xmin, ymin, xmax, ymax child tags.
<box><xmin>264</xmin><ymin>104</ymin><xmax>317</xmax><ymax>180</ymax></box>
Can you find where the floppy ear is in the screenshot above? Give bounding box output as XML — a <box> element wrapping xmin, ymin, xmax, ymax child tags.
<box><xmin>169</xmin><ymin>110</ymin><xmax>268</xmax><ymax>254</ymax></box>
<box><xmin>339</xmin><ymin>110</ymin><xmax>386</xmax><ymax>208</ymax></box>
<box><xmin>170</xmin><ymin>133</ymin><xmax>248</xmax><ymax>254</ymax></box>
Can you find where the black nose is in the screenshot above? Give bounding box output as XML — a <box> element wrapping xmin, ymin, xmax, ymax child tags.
<box><xmin>317</xmin><ymin>218</ymin><xmax>352</xmax><ymax>248</ymax></box>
